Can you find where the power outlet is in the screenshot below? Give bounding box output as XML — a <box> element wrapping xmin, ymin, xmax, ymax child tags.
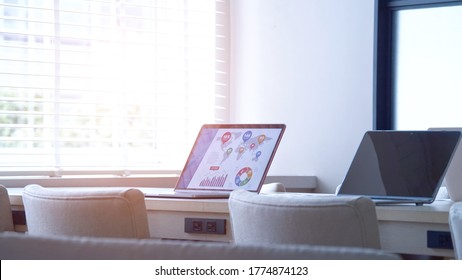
<box><xmin>192</xmin><ymin>220</ymin><xmax>203</xmax><ymax>232</ymax></box>
<box><xmin>185</xmin><ymin>218</ymin><xmax>226</xmax><ymax>235</ymax></box>
<box><xmin>206</xmin><ymin>221</ymin><xmax>217</xmax><ymax>232</ymax></box>
<box><xmin>427</xmin><ymin>231</ymin><xmax>453</xmax><ymax>249</ymax></box>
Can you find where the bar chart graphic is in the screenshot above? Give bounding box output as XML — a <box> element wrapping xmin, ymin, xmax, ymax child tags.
<box><xmin>199</xmin><ymin>174</ymin><xmax>228</xmax><ymax>187</ymax></box>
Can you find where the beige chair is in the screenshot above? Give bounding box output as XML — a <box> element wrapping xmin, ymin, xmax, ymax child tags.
<box><xmin>449</xmin><ymin>201</ymin><xmax>462</xmax><ymax>259</ymax></box>
<box><xmin>0</xmin><ymin>231</ymin><xmax>400</xmax><ymax>260</ymax></box>
<box><xmin>229</xmin><ymin>190</ymin><xmax>381</xmax><ymax>249</ymax></box>
<box><xmin>0</xmin><ymin>185</ymin><xmax>14</xmax><ymax>232</ymax></box>
<box><xmin>23</xmin><ymin>184</ymin><xmax>150</xmax><ymax>238</ymax></box>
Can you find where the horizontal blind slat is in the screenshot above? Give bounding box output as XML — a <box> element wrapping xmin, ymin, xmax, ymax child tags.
<box><xmin>0</xmin><ymin>0</ymin><xmax>229</xmax><ymax>176</ymax></box>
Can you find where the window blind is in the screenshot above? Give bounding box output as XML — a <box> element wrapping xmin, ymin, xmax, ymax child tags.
<box><xmin>0</xmin><ymin>0</ymin><xmax>229</xmax><ymax>176</ymax></box>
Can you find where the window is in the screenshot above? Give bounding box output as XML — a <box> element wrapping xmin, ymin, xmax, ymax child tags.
<box><xmin>375</xmin><ymin>0</ymin><xmax>462</xmax><ymax>130</ymax></box>
<box><xmin>0</xmin><ymin>0</ymin><xmax>229</xmax><ymax>176</ymax></box>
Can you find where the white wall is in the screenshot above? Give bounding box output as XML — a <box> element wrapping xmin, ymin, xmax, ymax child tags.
<box><xmin>230</xmin><ymin>0</ymin><xmax>376</xmax><ymax>193</ymax></box>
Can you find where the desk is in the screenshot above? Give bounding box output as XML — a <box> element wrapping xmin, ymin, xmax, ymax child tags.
<box><xmin>6</xmin><ymin>187</ymin><xmax>455</xmax><ymax>258</ymax></box>
<box><xmin>376</xmin><ymin>201</ymin><xmax>453</xmax><ymax>257</ymax></box>
<box><xmin>6</xmin><ymin>187</ymin><xmax>232</xmax><ymax>242</ymax></box>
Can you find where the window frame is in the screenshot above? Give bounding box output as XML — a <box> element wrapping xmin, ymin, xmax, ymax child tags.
<box><xmin>374</xmin><ymin>0</ymin><xmax>462</xmax><ymax>130</ymax></box>
<box><xmin>0</xmin><ymin>0</ymin><xmax>230</xmax><ymax>178</ymax></box>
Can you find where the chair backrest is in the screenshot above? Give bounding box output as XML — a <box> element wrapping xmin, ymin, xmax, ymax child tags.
<box><xmin>229</xmin><ymin>190</ymin><xmax>381</xmax><ymax>249</ymax></box>
<box><xmin>0</xmin><ymin>185</ymin><xmax>14</xmax><ymax>232</ymax></box>
<box><xmin>23</xmin><ymin>184</ymin><xmax>150</xmax><ymax>238</ymax></box>
<box><xmin>449</xmin><ymin>202</ymin><xmax>462</xmax><ymax>259</ymax></box>
<box><xmin>0</xmin><ymin>231</ymin><xmax>401</xmax><ymax>260</ymax></box>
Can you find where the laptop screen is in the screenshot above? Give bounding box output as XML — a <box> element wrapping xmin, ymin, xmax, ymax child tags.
<box><xmin>338</xmin><ymin>130</ymin><xmax>461</xmax><ymax>203</ymax></box>
<box><xmin>428</xmin><ymin>127</ymin><xmax>462</xmax><ymax>201</ymax></box>
<box><xmin>175</xmin><ymin>124</ymin><xmax>286</xmax><ymax>192</ymax></box>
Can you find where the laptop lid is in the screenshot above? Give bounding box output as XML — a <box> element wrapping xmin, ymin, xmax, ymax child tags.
<box><xmin>428</xmin><ymin>127</ymin><xmax>462</xmax><ymax>201</ymax></box>
<box><xmin>337</xmin><ymin>130</ymin><xmax>461</xmax><ymax>205</ymax></box>
<box><xmin>173</xmin><ymin>124</ymin><xmax>286</xmax><ymax>194</ymax></box>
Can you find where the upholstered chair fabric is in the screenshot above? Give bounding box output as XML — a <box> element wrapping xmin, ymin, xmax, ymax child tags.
<box><xmin>229</xmin><ymin>190</ymin><xmax>381</xmax><ymax>249</ymax></box>
<box><xmin>0</xmin><ymin>232</ymin><xmax>401</xmax><ymax>260</ymax></box>
<box><xmin>23</xmin><ymin>184</ymin><xmax>150</xmax><ymax>238</ymax></box>
<box><xmin>0</xmin><ymin>232</ymin><xmax>400</xmax><ymax>260</ymax></box>
<box><xmin>449</xmin><ymin>202</ymin><xmax>462</xmax><ymax>259</ymax></box>
<box><xmin>0</xmin><ymin>185</ymin><xmax>14</xmax><ymax>232</ymax></box>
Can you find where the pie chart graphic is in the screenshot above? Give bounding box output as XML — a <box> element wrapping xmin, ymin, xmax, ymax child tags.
<box><xmin>235</xmin><ymin>167</ymin><xmax>253</xmax><ymax>187</ymax></box>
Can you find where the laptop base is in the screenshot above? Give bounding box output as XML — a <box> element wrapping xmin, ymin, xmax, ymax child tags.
<box><xmin>144</xmin><ymin>192</ymin><xmax>230</xmax><ymax>199</ymax></box>
<box><xmin>373</xmin><ymin>198</ymin><xmax>428</xmax><ymax>206</ymax></box>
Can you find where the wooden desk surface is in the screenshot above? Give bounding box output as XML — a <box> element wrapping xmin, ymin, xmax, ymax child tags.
<box><xmin>376</xmin><ymin>200</ymin><xmax>452</xmax><ymax>224</ymax></box>
<box><xmin>148</xmin><ymin>191</ymin><xmax>454</xmax><ymax>225</ymax></box>
<box><xmin>7</xmin><ymin>186</ymin><xmax>453</xmax><ymax>222</ymax></box>
<box><xmin>7</xmin><ymin>187</ymin><xmax>230</xmax><ymax>212</ymax></box>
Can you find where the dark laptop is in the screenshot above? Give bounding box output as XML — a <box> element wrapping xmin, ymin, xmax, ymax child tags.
<box><xmin>337</xmin><ymin>130</ymin><xmax>461</xmax><ymax>205</ymax></box>
<box><xmin>144</xmin><ymin>124</ymin><xmax>286</xmax><ymax>198</ymax></box>
<box><xmin>428</xmin><ymin>127</ymin><xmax>462</xmax><ymax>201</ymax></box>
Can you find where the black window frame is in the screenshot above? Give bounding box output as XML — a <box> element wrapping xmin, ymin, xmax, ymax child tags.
<box><xmin>374</xmin><ymin>0</ymin><xmax>462</xmax><ymax>130</ymax></box>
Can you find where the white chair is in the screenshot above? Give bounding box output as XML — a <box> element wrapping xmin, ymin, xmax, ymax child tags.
<box><xmin>0</xmin><ymin>231</ymin><xmax>401</xmax><ymax>260</ymax></box>
<box><xmin>0</xmin><ymin>185</ymin><xmax>14</xmax><ymax>232</ymax></box>
<box><xmin>23</xmin><ymin>184</ymin><xmax>150</xmax><ymax>238</ymax></box>
<box><xmin>229</xmin><ymin>190</ymin><xmax>381</xmax><ymax>249</ymax></box>
<box><xmin>449</xmin><ymin>201</ymin><xmax>462</xmax><ymax>259</ymax></box>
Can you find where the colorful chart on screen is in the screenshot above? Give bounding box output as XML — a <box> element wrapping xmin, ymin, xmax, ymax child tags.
<box><xmin>186</xmin><ymin>127</ymin><xmax>281</xmax><ymax>191</ymax></box>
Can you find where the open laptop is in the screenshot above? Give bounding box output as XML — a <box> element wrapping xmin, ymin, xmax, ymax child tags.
<box><xmin>429</xmin><ymin>127</ymin><xmax>462</xmax><ymax>201</ymax></box>
<box><xmin>144</xmin><ymin>124</ymin><xmax>286</xmax><ymax>199</ymax></box>
<box><xmin>337</xmin><ymin>130</ymin><xmax>461</xmax><ymax>205</ymax></box>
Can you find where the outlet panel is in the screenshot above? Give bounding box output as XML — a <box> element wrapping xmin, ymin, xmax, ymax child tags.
<box><xmin>427</xmin><ymin>230</ymin><xmax>453</xmax><ymax>249</ymax></box>
<box><xmin>185</xmin><ymin>218</ymin><xmax>226</xmax><ymax>235</ymax></box>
